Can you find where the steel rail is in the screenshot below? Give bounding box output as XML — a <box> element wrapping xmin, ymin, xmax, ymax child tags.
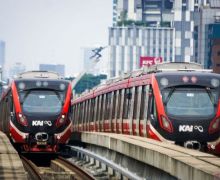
<box><xmin>67</xmin><ymin>145</ymin><xmax>142</xmax><ymax>180</ymax></box>
<box><xmin>56</xmin><ymin>156</ymin><xmax>95</xmax><ymax>180</ymax></box>
<box><xmin>20</xmin><ymin>156</ymin><xmax>41</xmax><ymax>180</ymax></box>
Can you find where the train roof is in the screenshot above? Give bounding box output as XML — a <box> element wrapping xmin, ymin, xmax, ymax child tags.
<box><xmin>16</xmin><ymin>71</ymin><xmax>63</xmax><ymax>80</ymax></box>
<box><xmin>73</xmin><ymin>62</ymin><xmax>218</xmax><ymax>103</ymax></box>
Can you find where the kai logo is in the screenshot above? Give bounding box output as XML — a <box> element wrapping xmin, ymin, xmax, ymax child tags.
<box><xmin>32</xmin><ymin>121</ymin><xmax>52</xmax><ymax>127</ymax></box>
<box><xmin>179</xmin><ymin>125</ymin><xmax>204</xmax><ymax>133</ymax></box>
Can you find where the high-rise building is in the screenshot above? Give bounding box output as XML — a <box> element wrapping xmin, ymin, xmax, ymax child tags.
<box><xmin>109</xmin><ymin>0</ymin><xmax>220</xmax><ymax>77</ymax></box>
<box><xmin>194</xmin><ymin>0</ymin><xmax>220</xmax><ymax>68</ymax></box>
<box><xmin>9</xmin><ymin>62</ymin><xmax>26</xmax><ymax>79</ymax></box>
<box><xmin>39</xmin><ymin>64</ymin><xmax>65</xmax><ymax>77</ymax></box>
<box><xmin>0</xmin><ymin>41</ymin><xmax>5</xmax><ymax>68</ymax></box>
<box><xmin>109</xmin><ymin>26</ymin><xmax>174</xmax><ymax>77</ymax></box>
<box><xmin>206</xmin><ymin>24</ymin><xmax>220</xmax><ymax>73</ymax></box>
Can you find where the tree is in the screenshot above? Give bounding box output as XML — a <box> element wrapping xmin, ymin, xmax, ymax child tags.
<box><xmin>73</xmin><ymin>74</ymin><xmax>107</xmax><ymax>94</ymax></box>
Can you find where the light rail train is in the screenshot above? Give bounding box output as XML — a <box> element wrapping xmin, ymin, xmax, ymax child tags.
<box><xmin>0</xmin><ymin>71</ymin><xmax>73</xmax><ymax>153</ymax></box>
<box><xmin>72</xmin><ymin>63</ymin><xmax>220</xmax><ymax>154</ymax></box>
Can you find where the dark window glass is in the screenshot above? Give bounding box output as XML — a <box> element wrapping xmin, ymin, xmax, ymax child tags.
<box><xmin>20</xmin><ymin>90</ymin><xmax>63</xmax><ymax>114</ymax></box>
<box><xmin>162</xmin><ymin>87</ymin><xmax>217</xmax><ymax>117</ymax></box>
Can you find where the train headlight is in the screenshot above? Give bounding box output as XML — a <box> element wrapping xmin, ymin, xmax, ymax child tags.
<box><xmin>211</xmin><ymin>79</ymin><xmax>220</xmax><ymax>88</ymax></box>
<box><xmin>56</xmin><ymin>114</ymin><xmax>66</xmax><ymax>127</ymax></box>
<box><xmin>17</xmin><ymin>113</ymin><xmax>28</xmax><ymax>126</ymax></box>
<box><xmin>209</xmin><ymin>117</ymin><xmax>220</xmax><ymax>134</ymax></box>
<box><xmin>160</xmin><ymin>115</ymin><xmax>173</xmax><ymax>133</ymax></box>
<box><xmin>160</xmin><ymin>78</ymin><xmax>168</xmax><ymax>86</ymax></box>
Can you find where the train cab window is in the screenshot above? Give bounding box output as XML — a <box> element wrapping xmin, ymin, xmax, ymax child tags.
<box><xmin>162</xmin><ymin>87</ymin><xmax>217</xmax><ymax>117</ymax></box>
<box><xmin>123</xmin><ymin>88</ymin><xmax>132</xmax><ymax>119</ymax></box>
<box><xmin>21</xmin><ymin>90</ymin><xmax>62</xmax><ymax>114</ymax></box>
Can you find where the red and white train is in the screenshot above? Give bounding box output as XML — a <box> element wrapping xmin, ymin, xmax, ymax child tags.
<box><xmin>0</xmin><ymin>71</ymin><xmax>73</xmax><ymax>153</ymax></box>
<box><xmin>72</xmin><ymin>62</ymin><xmax>220</xmax><ymax>154</ymax></box>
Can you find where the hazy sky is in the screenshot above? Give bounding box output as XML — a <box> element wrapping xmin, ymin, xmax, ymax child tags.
<box><xmin>0</xmin><ymin>0</ymin><xmax>112</xmax><ymax>77</ymax></box>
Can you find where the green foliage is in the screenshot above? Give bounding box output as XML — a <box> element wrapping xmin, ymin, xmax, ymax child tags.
<box><xmin>117</xmin><ymin>19</ymin><xmax>149</xmax><ymax>27</ymax></box>
<box><xmin>116</xmin><ymin>20</ymin><xmax>171</xmax><ymax>28</ymax></box>
<box><xmin>65</xmin><ymin>76</ymin><xmax>75</xmax><ymax>81</ymax></box>
<box><xmin>160</xmin><ymin>21</ymin><xmax>171</xmax><ymax>27</ymax></box>
<box><xmin>74</xmin><ymin>74</ymin><xmax>107</xmax><ymax>94</ymax></box>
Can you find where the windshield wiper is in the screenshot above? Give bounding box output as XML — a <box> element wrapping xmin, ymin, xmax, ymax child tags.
<box><xmin>205</xmin><ymin>88</ymin><xmax>216</xmax><ymax>105</ymax></box>
<box><xmin>164</xmin><ymin>87</ymin><xmax>175</xmax><ymax>105</ymax></box>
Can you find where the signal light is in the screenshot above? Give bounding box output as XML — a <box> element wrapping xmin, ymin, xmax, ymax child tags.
<box><xmin>160</xmin><ymin>115</ymin><xmax>173</xmax><ymax>133</ymax></box>
<box><xmin>182</xmin><ymin>76</ymin><xmax>189</xmax><ymax>83</ymax></box>
<box><xmin>56</xmin><ymin>114</ymin><xmax>66</xmax><ymax>127</ymax></box>
<box><xmin>209</xmin><ymin>117</ymin><xmax>220</xmax><ymax>134</ymax></box>
<box><xmin>17</xmin><ymin>113</ymin><xmax>28</xmax><ymax>126</ymax></box>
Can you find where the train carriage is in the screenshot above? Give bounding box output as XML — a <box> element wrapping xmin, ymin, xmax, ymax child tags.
<box><xmin>0</xmin><ymin>71</ymin><xmax>73</xmax><ymax>153</ymax></box>
<box><xmin>72</xmin><ymin>63</ymin><xmax>220</xmax><ymax>154</ymax></box>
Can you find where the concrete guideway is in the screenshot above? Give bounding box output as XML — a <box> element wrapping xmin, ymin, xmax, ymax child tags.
<box><xmin>80</xmin><ymin>132</ymin><xmax>220</xmax><ymax>180</ymax></box>
<box><xmin>0</xmin><ymin>131</ymin><xmax>27</xmax><ymax>179</ymax></box>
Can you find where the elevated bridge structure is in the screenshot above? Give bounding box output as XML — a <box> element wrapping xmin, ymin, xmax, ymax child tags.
<box><xmin>71</xmin><ymin>131</ymin><xmax>220</xmax><ymax>180</ymax></box>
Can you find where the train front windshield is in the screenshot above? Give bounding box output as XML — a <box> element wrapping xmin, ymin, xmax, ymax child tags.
<box><xmin>15</xmin><ymin>80</ymin><xmax>68</xmax><ymax>115</ymax></box>
<box><xmin>19</xmin><ymin>90</ymin><xmax>64</xmax><ymax>114</ymax></box>
<box><xmin>162</xmin><ymin>87</ymin><xmax>217</xmax><ymax>117</ymax></box>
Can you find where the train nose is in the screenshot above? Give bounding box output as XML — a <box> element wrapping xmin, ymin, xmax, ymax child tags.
<box><xmin>35</xmin><ymin>132</ymin><xmax>49</xmax><ymax>142</ymax></box>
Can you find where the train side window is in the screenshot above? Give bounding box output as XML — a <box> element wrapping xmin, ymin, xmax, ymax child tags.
<box><xmin>104</xmin><ymin>93</ymin><xmax>111</xmax><ymax>120</ymax></box>
<box><xmin>112</xmin><ymin>91</ymin><xmax>117</xmax><ymax>119</ymax></box>
<box><xmin>0</xmin><ymin>99</ymin><xmax>2</xmax><ymax>117</ymax></box>
<box><xmin>99</xmin><ymin>95</ymin><xmax>104</xmax><ymax>120</ymax></box>
<box><xmin>78</xmin><ymin>103</ymin><xmax>81</xmax><ymax>123</ymax></box>
<box><xmin>2</xmin><ymin>94</ymin><xmax>9</xmax><ymax>122</ymax></box>
<box><xmin>7</xmin><ymin>93</ymin><xmax>14</xmax><ymax>118</ymax></box>
<box><xmin>77</xmin><ymin>104</ymin><xmax>80</xmax><ymax>121</ymax></box>
<box><xmin>0</xmin><ymin>101</ymin><xmax>3</xmax><ymax>122</ymax></box>
<box><xmin>117</xmin><ymin>90</ymin><xmax>122</xmax><ymax>118</ymax></box>
<box><xmin>123</xmin><ymin>88</ymin><xmax>132</xmax><ymax>119</ymax></box>
<box><xmin>81</xmin><ymin>101</ymin><xmax>84</xmax><ymax>123</ymax></box>
<box><xmin>96</xmin><ymin>96</ymin><xmax>100</xmax><ymax>122</ymax></box>
<box><xmin>133</xmin><ymin>87</ymin><xmax>139</xmax><ymax>119</ymax></box>
<box><xmin>140</xmin><ymin>85</ymin><xmax>149</xmax><ymax>120</ymax></box>
<box><xmin>72</xmin><ymin>105</ymin><xmax>75</xmax><ymax>120</ymax></box>
<box><xmin>85</xmin><ymin>100</ymin><xmax>89</xmax><ymax>122</ymax></box>
<box><xmin>91</xmin><ymin>98</ymin><xmax>95</xmax><ymax>122</ymax></box>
